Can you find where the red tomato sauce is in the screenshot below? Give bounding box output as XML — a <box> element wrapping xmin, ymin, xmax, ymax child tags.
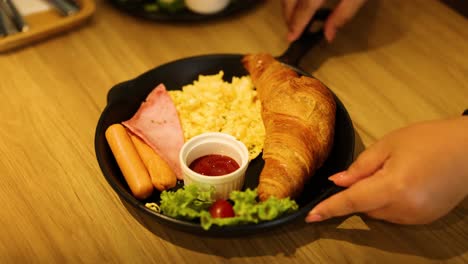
<box><xmin>189</xmin><ymin>154</ymin><xmax>240</xmax><ymax>176</ymax></box>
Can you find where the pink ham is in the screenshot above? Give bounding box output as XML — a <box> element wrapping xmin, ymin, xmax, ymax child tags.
<box><xmin>122</xmin><ymin>84</ymin><xmax>184</xmax><ymax>180</ymax></box>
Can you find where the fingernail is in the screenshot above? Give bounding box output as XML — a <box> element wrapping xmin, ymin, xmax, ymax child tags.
<box><xmin>325</xmin><ymin>28</ymin><xmax>336</xmax><ymax>43</ymax></box>
<box><xmin>305</xmin><ymin>213</ymin><xmax>323</xmax><ymax>223</ymax></box>
<box><xmin>328</xmin><ymin>171</ymin><xmax>346</xmax><ymax>181</ymax></box>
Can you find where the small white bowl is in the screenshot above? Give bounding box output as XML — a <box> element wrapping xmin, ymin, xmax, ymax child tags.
<box><xmin>185</xmin><ymin>0</ymin><xmax>231</xmax><ymax>15</ymax></box>
<box><xmin>179</xmin><ymin>132</ymin><xmax>249</xmax><ymax>200</ymax></box>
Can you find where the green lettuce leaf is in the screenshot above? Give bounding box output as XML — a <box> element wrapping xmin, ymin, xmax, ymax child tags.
<box><xmin>159</xmin><ymin>184</ymin><xmax>214</xmax><ymax>220</ymax></box>
<box><xmin>158</xmin><ymin>184</ymin><xmax>299</xmax><ymax>230</ymax></box>
<box><xmin>157</xmin><ymin>0</ymin><xmax>185</xmax><ymax>13</ymax></box>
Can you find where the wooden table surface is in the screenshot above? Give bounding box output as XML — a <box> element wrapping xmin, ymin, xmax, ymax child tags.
<box><xmin>0</xmin><ymin>0</ymin><xmax>467</xmax><ymax>263</ymax></box>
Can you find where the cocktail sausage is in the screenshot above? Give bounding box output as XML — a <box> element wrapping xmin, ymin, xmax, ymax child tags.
<box><xmin>105</xmin><ymin>124</ymin><xmax>153</xmax><ymax>199</ymax></box>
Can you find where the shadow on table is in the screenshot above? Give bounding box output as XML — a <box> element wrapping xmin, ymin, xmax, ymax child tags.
<box><xmin>120</xmin><ymin>130</ymin><xmax>466</xmax><ymax>261</ymax></box>
<box><xmin>298</xmin><ymin>0</ymin><xmax>407</xmax><ymax>74</ymax></box>
<box><xmin>301</xmin><ymin>199</ymin><xmax>468</xmax><ymax>260</ymax></box>
<box><xmin>123</xmin><ymin>196</ymin><xmax>468</xmax><ymax>261</ymax></box>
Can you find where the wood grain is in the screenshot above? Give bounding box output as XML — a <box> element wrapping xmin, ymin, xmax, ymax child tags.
<box><xmin>0</xmin><ymin>0</ymin><xmax>467</xmax><ymax>263</ymax></box>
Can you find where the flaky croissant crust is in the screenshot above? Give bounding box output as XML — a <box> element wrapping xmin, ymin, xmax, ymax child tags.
<box><xmin>242</xmin><ymin>53</ymin><xmax>336</xmax><ymax>201</ymax></box>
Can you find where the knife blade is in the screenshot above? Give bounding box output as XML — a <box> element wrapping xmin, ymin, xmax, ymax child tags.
<box><xmin>0</xmin><ymin>10</ymin><xmax>8</xmax><ymax>37</ymax></box>
<box><xmin>48</xmin><ymin>0</ymin><xmax>79</xmax><ymax>16</ymax></box>
<box><xmin>0</xmin><ymin>5</ymin><xmax>18</xmax><ymax>36</ymax></box>
<box><xmin>3</xmin><ymin>0</ymin><xmax>28</xmax><ymax>32</ymax></box>
<box><xmin>66</xmin><ymin>0</ymin><xmax>80</xmax><ymax>8</ymax></box>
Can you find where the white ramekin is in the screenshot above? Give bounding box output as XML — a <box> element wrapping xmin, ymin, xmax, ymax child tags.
<box><xmin>179</xmin><ymin>132</ymin><xmax>249</xmax><ymax>200</ymax></box>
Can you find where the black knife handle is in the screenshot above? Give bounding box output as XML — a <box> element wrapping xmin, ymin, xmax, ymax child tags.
<box><xmin>277</xmin><ymin>8</ymin><xmax>331</xmax><ymax>66</ymax></box>
<box><xmin>0</xmin><ymin>11</ymin><xmax>7</xmax><ymax>37</ymax></box>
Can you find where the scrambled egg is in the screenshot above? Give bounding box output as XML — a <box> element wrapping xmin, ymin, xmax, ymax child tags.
<box><xmin>169</xmin><ymin>71</ymin><xmax>265</xmax><ymax>160</ymax></box>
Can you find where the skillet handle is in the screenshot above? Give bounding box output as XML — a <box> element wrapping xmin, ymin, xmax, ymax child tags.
<box><xmin>277</xmin><ymin>8</ymin><xmax>331</xmax><ymax>66</ymax></box>
<box><xmin>107</xmin><ymin>80</ymin><xmax>134</xmax><ymax>104</ymax></box>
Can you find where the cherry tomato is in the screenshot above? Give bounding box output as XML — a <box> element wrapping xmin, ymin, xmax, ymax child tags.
<box><xmin>209</xmin><ymin>199</ymin><xmax>235</xmax><ymax>218</ymax></box>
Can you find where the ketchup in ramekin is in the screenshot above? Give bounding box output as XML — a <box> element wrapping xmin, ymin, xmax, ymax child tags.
<box><xmin>189</xmin><ymin>154</ymin><xmax>240</xmax><ymax>176</ymax></box>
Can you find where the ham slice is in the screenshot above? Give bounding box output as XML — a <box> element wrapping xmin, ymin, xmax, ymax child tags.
<box><xmin>122</xmin><ymin>84</ymin><xmax>184</xmax><ymax>180</ymax></box>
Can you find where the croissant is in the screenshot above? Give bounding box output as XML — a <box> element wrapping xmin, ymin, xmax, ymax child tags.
<box><xmin>242</xmin><ymin>53</ymin><xmax>336</xmax><ymax>201</ymax></box>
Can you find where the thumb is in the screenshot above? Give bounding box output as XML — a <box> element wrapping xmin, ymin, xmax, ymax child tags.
<box><xmin>306</xmin><ymin>170</ymin><xmax>389</xmax><ymax>222</ymax></box>
<box><xmin>329</xmin><ymin>141</ymin><xmax>390</xmax><ymax>187</ymax></box>
<box><xmin>324</xmin><ymin>0</ymin><xmax>367</xmax><ymax>42</ymax></box>
<box><xmin>286</xmin><ymin>0</ymin><xmax>324</xmax><ymax>42</ymax></box>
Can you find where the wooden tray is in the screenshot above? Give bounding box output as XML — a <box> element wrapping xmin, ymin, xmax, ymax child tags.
<box><xmin>0</xmin><ymin>0</ymin><xmax>95</xmax><ymax>53</ymax></box>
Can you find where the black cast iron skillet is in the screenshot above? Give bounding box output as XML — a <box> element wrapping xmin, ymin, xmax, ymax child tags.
<box><xmin>94</xmin><ymin>9</ymin><xmax>355</xmax><ymax>237</ymax></box>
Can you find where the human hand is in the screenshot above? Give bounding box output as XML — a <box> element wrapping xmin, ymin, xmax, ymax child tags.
<box><xmin>306</xmin><ymin>116</ymin><xmax>468</xmax><ymax>224</ymax></box>
<box><xmin>282</xmin><ymin>0</ymin><xmax>367</xmax><ymax>42</ymax></box>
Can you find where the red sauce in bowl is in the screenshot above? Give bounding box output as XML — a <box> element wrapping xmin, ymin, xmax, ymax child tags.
<box><xmin>189</xmin><ymin>154</ymin><xmax>240</xmax><ymax>176</ymax></box>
